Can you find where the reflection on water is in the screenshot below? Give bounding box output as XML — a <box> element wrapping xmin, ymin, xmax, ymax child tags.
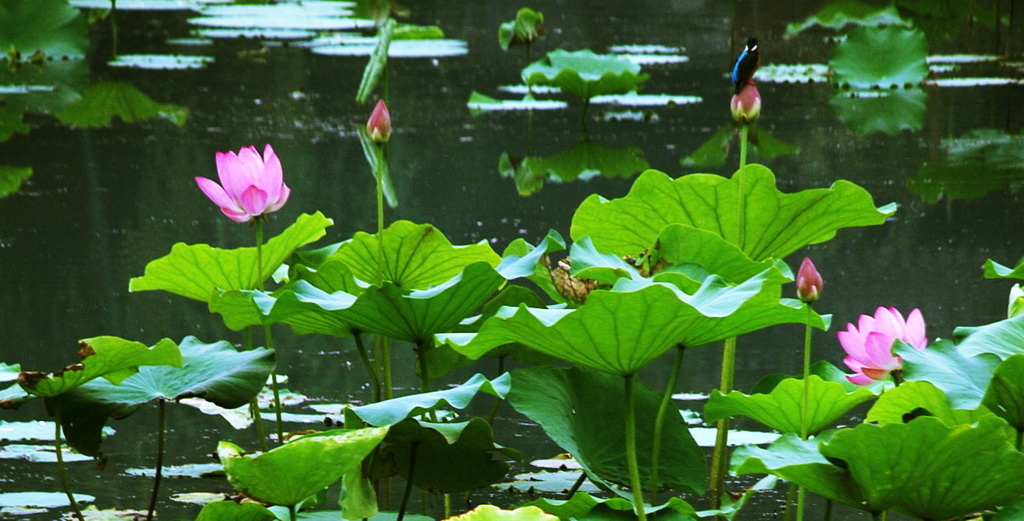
<box><xmin>0</xmin><ymin>1</ymin><xmax>1022</xmax><ymax>520</ymax></box>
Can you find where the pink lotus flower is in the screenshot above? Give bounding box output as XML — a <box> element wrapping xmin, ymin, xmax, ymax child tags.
<box><xmin>730</xmin><ymin>82</ymin><xmax>761</xmax><ymax>124</ymax></box>
<box><xmin>195</xmin><ymin>144</ymin><xmax>291</xmax><ymax>223</ymax></box>
<box><xmin>796</xmin><ymin>257</ymin><xmax>822</xmax><ymax>304</ymax></box>
<box><xmin>367</xmin><ymin>99</ymin><xmax>391</xmax><ymax>144</ymax></box>
<box><xmin>839</xmin><ymin>306</ymin><xmax>927</xmax><ymax>385</ymax></box>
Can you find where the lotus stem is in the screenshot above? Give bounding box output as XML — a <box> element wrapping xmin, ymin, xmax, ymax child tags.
<box><xmin>354</xmin><ymin>332</ymin><xmax>382</xmax><ymax>402</ymax></box>
<box><xmin>709</xmin><ymin>336</ymin><xmax>737</xmax><ymax>513</ymax></box>
<box><xmin>372</xmin><ymin>142</ymin><xmax>394</xmax><ymax>402</ymax></box>
<box><xmin>797</xmin><ymin>306</ymin><xmax>814</xmax><ymax>521</ymax></box>
<box><xmin>396</xmin><ymin>443</ymin><xmax>419</xmax><ymax>521</ymax></box>
<box><xmin>246</xmin><ymin>327</ymin><xmax>269</xmax><ymax>452</ymax></box>
<box><xmin>288</xmin><ymin>504</ymin><xmax>297</xmax><ymax>521</ymax></box>
<box><xmin>623</xmin><ymin>373</ymin><xmax>648</xmax><ymax>521</ymax></box>
<box><xmin>486</xmin><ymin>356</ymin><xmax>507</xmax><ymax>426</ymax></box>
<box><xmin>1017</xmin><ymin>428</ymin><xmax>1023</xmax><ymax>451</ymax></box>
<box><xmin>53</xmin><ymin>405</ymin><xmax>85</xmax><ymax>521</ymax></box>
<box><xmin>824</xmin><ymin>498</ymin><xmax>833</xmax><ymax>521</ymax></box>
<box><xmin>650</xmin><ymin>345</ymin><xmax>684</xmax><ymax>499</ymax></box>
<box><xmin>564</xmin><ymin>472</ymin><xmax>587</xmax><ymax>500</ymax></box>
<box><xmin>739</xmin><ymin>124</ymin><xmax>749</xmax><ymax>170</ymax></box>
<box><xmin>255</xmin><ymin>219</ymin><xmax>285</xmax><ymax>444</ymax></box>
<box><xmin>783</xmin><ymin>482</ymin><xmax>794</xmax><ymax>521</ymax></box>
<box><xmin>380</xmin><ymin>335</ymin><xmax>394</xmax><ymax>400</ymax></box>
<box><xmin>146</xmin><ymin>400</ymin><xmax>167</xmax><ymax>521</ymax></box>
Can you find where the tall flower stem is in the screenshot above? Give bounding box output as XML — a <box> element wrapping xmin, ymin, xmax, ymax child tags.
<box><xmin>709</xmin><ymin>336</ymin><xmax>737</xmax><ymax>512</ymax></box>
<box><xmin>650</xmin><ymin>345</ymin><xmax>685</xmax><ymax>499</ymax></box>
<box><xmin>396</xmin><ymin>443</ymin><xmax>419</xmax><ymax>521</ymax></box>
<box><xmin>354</xmin><ymin>332</ymin><xmax>382</xmax><ymax>402</ymax></box>
<box><xmin>146</xmin><ymin>400</ymin><xmax>167</xmax><ymax>521</ymax></box>
<box><xmin>739</xmin><ymin>124</ymin><xmax>749</xmax><ymax>169</ymax></box>
<box><xmin>255</xmin><ymin>219</ymin><xmax>284</xmax><ymax>444</ymax></box>
<box><xmin>373</xmin><ymin>142</ymin><xmax>394</xmax><ymax>401</ymax></box>
<box><xmin>796</xmin><ymin>305</ymin><xmax>815</xmax><ymax>521</ymax></box>
<box><xmin>623</xmin><ymin>373</ymin><xmax>648</xmax><ymax>521</ymax></box>
<box><xmin>245</xmin><ymin>327</ymin><xmax>269</xmax><ymax>452</ymax></box>
<box><xmin>53</xmin><ymin>405</ymin><xmax>85</xmax><ymax>521</ymax></box>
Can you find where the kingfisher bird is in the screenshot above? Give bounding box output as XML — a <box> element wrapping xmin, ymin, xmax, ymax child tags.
<box><xmin>731</xmin><ymin>37</ymin><xmax>760</xmax><ymax>95</ymax></box>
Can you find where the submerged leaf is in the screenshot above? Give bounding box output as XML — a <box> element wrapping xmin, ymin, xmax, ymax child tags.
<box><xmin>830</xmin><ymin>88</ymin><xmax>927</xmax><ymax>135</ymax></box>
<box><xmin>55</xmin><ymin>80</ymin><xmax>188</xmax><ymax>127</ymax></box>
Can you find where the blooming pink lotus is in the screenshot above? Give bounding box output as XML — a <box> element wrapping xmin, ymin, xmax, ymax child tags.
<box><xmin>839</xmin><ymin>306</ymin><xmax>927</xmax><ymax>385</ymax></box>
<box><xmin>195</xmin><ymin>144</ymin><xmax>291</xmax><ymax>223</ymax></box>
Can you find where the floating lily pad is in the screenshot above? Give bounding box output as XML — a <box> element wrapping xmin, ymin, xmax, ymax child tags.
<box><xmin>168</xmin><ymin>492</ymin><xmax>227</xmax><ymax>505</ymax></box>
<box><xmin>196</xmin><ymin>28</ymin><xmax>317</xmax><ymax>40</ymax></box>
<box><xmin>188</xmin><ymin>3</ymin><xmax>370</xmax><ymax>31</ymax></box>
<box><xmin>312</xmin><ymin>39</ymin><xmax>468</xmax><ymax>58</ymax></box>
<box><xmin>927</xmin><ymin>77</ymin><xmax>1023</xmax><ymax>87</ymax></box>
<box><xmin>754</xmin><ymin>64</ymin><xmax>830</xmax><ymax>84</ymax></box>
<box><xmin>589</xmin><ymin>92</ymin><xmax>701</xmax><ymax>106</ymax></box>
<box><xmin>0</xmin><ymin>420</ymin><xmax>59</xmax><ymax>442</ymax></box>
<box><xmin>197</xmin><ymin>1</ymin><xmax>354</xmax><ymax>16</ymax></box>
<box><xmin>688</xmin><ymin>427</ymin><xmax>779</xmax><ymax>447</ymax></box>
<box><xmin>179</xmin><ymin>398</ymin><xmax>252</xmax><ymax>429</ymax></box>
<box><xmin>125</xmin><ymin>462</ymin><xmax>223</xmax><ymax>479</ymax></box>
<box><xmin>0</xmin><ymin>491</ymin><xmax>94</xmax><ymax>510</ymax></box>
<box><xmin>0</xmin><ymin>444</ymin><xmax>92</xmax><ymax>463</ymax></box>
<box><xmin>108</xmin><ymin>54</ymin><xmax>214</xmax><ymax>70</ymax></box>
<box><xmin>468</xmin><ymin>92</ymin><xmax>567</xmax><ymax>114</ymax></box>
<box><xmin>614</xmin><ymin>54</ymin><xmax>690</xmax><ymax>65</ymax></box>
<box><xmin>830</xmin><ymin>25</ymin><xmax>929</xmax><ymax>89</ymax></box>
<box><xmin>497</xmin><ymin>85</ymin><xmax>561</xmax><ymax>95</ymax></box>
<box><xmin>70</xmin><ymin>0</ymin><xmax>232</xmax><ymax>10</ymax></box>
<box><xmin>530</xmin><ymin>454</ymin><xmax>582</xmax><ymax>470</ymax></box>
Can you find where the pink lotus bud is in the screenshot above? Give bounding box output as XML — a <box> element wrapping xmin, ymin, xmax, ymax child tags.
<box><xmin>730</xmin><ymin>83</ymin><xmax>761</xmax><ymax>124</ymax></box>
<box><xmin>796</xmin><ymin>257</ymin><xmax>822</xmax><ymax>304</ymax></box>
<box><xmin>194</xmin><ymin>144</ymin><xmax>290</xmax><ymax>223</ymax></box>
<box><xmin>839</xmin><ymin>307</ymin><xmax>928</xmax><ymax>385</ymax></box>
<box><xmin>367</xmin><ymin>99</ymin><xmax>391</xmax><ymax>144</ymax></box>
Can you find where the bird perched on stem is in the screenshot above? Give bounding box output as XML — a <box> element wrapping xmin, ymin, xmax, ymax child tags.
<box><xmin>731</xmin><ymin>37</ymin><xmax>760</xmax><ymax>94</ymax></box>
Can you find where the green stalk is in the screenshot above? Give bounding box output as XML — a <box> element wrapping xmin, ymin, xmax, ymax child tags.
<box><xmin>708</xmin><ymin>337</ymin><xmax>737</xmax><ymax>512</ymax></box>
<box><xmin>1017</xmin><ymin>428</ymin><xmax>1023</xmax><ymax>451</ymax></box>
<box><xmin>146</xmin><ymin>400</ymin><xmax>167</xmax><ymax>521</ymax></box>
<box><xmin>486</xmin><ymin>356</ymin><xmax>507</xmax><ymax>425</ymax></box>
<box><xmin>354</xmin><ymin>332</ymin><xmax>382</xmax><ymax>402</ymax></box>
<box><xmin>783</xmin><ymin>482</ymin><xmax>795</xmax><ymax>521</ymax></box>
<box><xmin>396</xmin><ymin>443</ymin><xmax>419</xmax><ymax>521</ymax></box>
<box><xmin>650</xmin><ymin>345</ymin><xmax>684</xmax><ymax>499</ymax></box>
<box><xmin>246</xmin><ymin>327</ymin><xmax>269</xmax><ymax>452</ymax></box>
<box><xmin>53</xmin><ymin>405</ymin><xmax>85</xmax><ymax>521</ymax></box>
<box><xmin>255</xmin><ymin>219</ymin><xmax>284</xmax><ymax>444</ymax></box>
<box><xmin>623</xmin><ymin>374</ymin><xmax>648</xmax><ymax>521</ymax></box>
<box><xmin>373</xmin><ymin>143</ymin><xmax>394</xmax><ymax>401</ymax></box>
<box><xmin>416</xmin><ymin>341</ymin><xmax>432</xmax><ymax>394</ymax></box>
<box><xmin>288</xmin><ymin>504</ymin><xmax>297</xmax><ymax>521</ymax></box>
<box><xmin>739</xmin><ymin>124</ymin><xmax>749</xmax><ymax>169</ymax></box>
<box><xmin>797</xmin><ymin>306</ymin><xmax>814</xmax><ymax>521</ymax></box>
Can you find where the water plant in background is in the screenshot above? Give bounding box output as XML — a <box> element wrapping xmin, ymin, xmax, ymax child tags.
<box><xmin>522</xmin><ymin>49</ymin><xmax>648</xmax><ymax>123</ymax></box>
<box><xmin>498</xmin><ymin>7</ymin><xmax>544</xmax><ymax>60</ymax></box>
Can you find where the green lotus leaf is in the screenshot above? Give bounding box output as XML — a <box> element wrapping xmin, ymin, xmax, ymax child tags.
<box><xmin>449</xmin><ymin>505</ymin><xmax>556</xmax><ymax>521</ymax></box>
<box><xmin>0</xmin><ymin>106</ymin><xmax>29</xmax><ymax>143</ymax></box>
<box><xmin>952</xmin><ymin>314</ymin><xmax>1024</xmax><ymax>359</ymax></box>
<box><xmin>55</xmin><ymin>80</ymin><xmax>188</xmax><ymax>127</ymax></box>
<box><xmin>820</xmin><ymin>416</ymin><xmax>1024</xmax><ymax>519</ymax></box>
<box><xmin>865</xmin><ymin>380</ymin><xmax>991</xmax><ymax>427</ymax></box>
<box><xmin>993</xmin><ymin>495</ymin><xmax>1024</xmax><ymax>521</ymax></box>
<box><xmin>704</xmin><ymin>376</ymin><xmax>875</xmax><ymax>435</ymax></box>
<box><xmin>374</xmin><ymin>418</ymin><xmax>520</xmax><ymax>493</ymax></box>
<box><xmin>829</xmin><ymin>88</ymin><xmax>926</xmax><ymax>135</ymax></box>
<box><xmin>348</xmin><ymin>373</ymin><xmax>509</xmax><ymax>426</ymax></box>
<box><xmin>785</xmin><ymin>0</ymin><xmax>910</xmax><ymax>34</ymax></box>
<box><xmin>328</xmin><ymin>220</ymin><xmax>500</xmax><ymax>290</ymax></box>
<box><xmin>571</xmin><ymin>166</ymin><xmax>895</xmax><ymax>262</ymax></box>
<box><xmin>218</xmin><ymin>426</ymin><xmax>388</xmax><ymax>507</ymax></box>
<box><xmin>195</xmin><ymin>500</ymin><xmax>278</xmax><ymax>521</ymax></box>
<box><xmin>898</xmin><ymin>339</ymin><xmax>1001</xmax><ymax>409</ymax></box>
<box><xmin>649</xmin><ymin>225</ymin><xmax>789</xmax><ymax>287</ymax></box>
<box><xmin>509</xmin><ymin>366</ymin><xmax>706</xmax><ymax>495</ymax></box>
<box><xmin>525</xmin><ymin>493</ymin><xmax>699</xmax><ymax>521</ymax></box>
<box><xmin>129</xmin><ymin>212</ymin><xmax>333</xmax><ymax>301</ymax></box>
<box><xmin>982</xmin><ymin>354</ymin><xmax>1024</xmax><ymax>432</ymax></box>
<box><xmin>0</xmin><ymin>0</ymin><xmax>87</xmax><ymax>58</ymax></box>
<box><xmin>522</xmin><ymin>49</ymin><xmax>648</xmax><ymax>100</ymax></box>
<box><xmin>445</xmin><ymin>270</ymin><xmax>822</xmax><ymax>376</ymax></box>
<box><xmin>498</xmin><ymin>8</ymin><xmax>544</xmax><ymax>50</ymax></box>
<box><xmin>0</xmin><ymin>165</ymin><xmax>31</xmax><ymax>197</ymax></box>
<box><xmin>51</xmin><ymin>337</ymin><xmax>275</xmax><ymax>456</ymax></box>
<box><xmin>680</xmin><ymin>126</ymin><xmax>799</xmax><ymax>168</ymax></box>
<box><xmin>497</xmin><ymin>230</ymin><xmax>566</xmax><ymax>304</ymax></box>
<box><xmin>830</xmin><ymin>26</ymin><xmax>929</xmax><ymax>89</ymax></box>
<box><xmin>18</xmin><ymin>336</ymin><xmax>182</xmax><ymax>398</ymax></box>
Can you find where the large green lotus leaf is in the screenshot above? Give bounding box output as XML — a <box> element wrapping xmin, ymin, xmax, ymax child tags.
<box><xmin>820</xmin><ymin>416</ymin><xmax>1024</xmax><ymax>519</ymax></box>
<box><xmin>509</xmin><ymin>366</ymin><xmax>707</xmax><ymax>495</ymax></box>
<box><xmin>328</xmin><ymin>220</ymin><xmax>500</xmax><ymax>290</ymax></box>
<box><xmin>982</xmin><ymin>354</ymin><xmax>1024</xmax><ymax>432</ymax></box>
<box><xmin>18</xmin><ymin>336</ymin><xmax>182</xmax><ymax>398</ymax></box>
<box><xmin>55</xmin><ymin>80</ymin><xmax>188</xmax><ymax>127</ymax></box>
<box><xmin>129</xmin><ymin>212</ymin><xmax>333</xmax><ymax>301</ymax></box>
<box><xmin>785</xmin><ymin>0</ymin><xmax>910</xmax><ymax>34</ymax></box>
<box><xmin>498</xmin><ymin>8</ymin><xmax>544</xmax><ymax>50</ymax></box>
<box><xmin>984</xmin><ymin>258</ymin><xmax>1024</xmax><ymax>281</ymax></box>
<box><xmin>208</xmin><ymin>287</ymin><xmax>354</xmax><ymax>335</ymax></box>
<box><xmin>994</xmin><ymin>495</ymin><xmax>1024</xmax><ymax>521</ymax></box>
<box><xmin>704</xmin><ymin>376</ymin><xmax>874</xmax><ymax>435</ymax></box>
<box><xmin>219</xmin><ymin>427</ymin><xmax>388</xmax><ymax>507</ymax></box>
<box><xmin>445</xmin><ymin>270</ymin><xmax>822</xmax><ymax>375</ymax></box>
<box><xmin>348</xmin><ymin>373</ymin><xmax>509</xmax><ymax>426</ymax></box>
<box><xmin>865</xmin><ymin>380</ymin><xmax>991</xmax><ymax>427</ymax></box>
<box><xmin>195</xmin><ymin>501</ymin><xmax>278</xmax><ymax>521</ymax></box>
<box><xmin>650</xmin><ymin>225</ymin><xmax>788</xmax><ymax>286</ymax></box>
<box><xmin>524</xmin><ymin>141</ymin><xmax>649</xmax><ymax>183</ymax></box>
<box><xmin>952</xmin><ymin>314</ymin><xmax>1024</xmax><ymax>359</ymax></box>
<box><xmin>898</xmin><ymin>339</ymin><xmax>1001</xmax><ymax>409</ymax></box>
<box><xmin>522</xmin><ymin>49</ymin><xmax>648</xmax><ymax>100</ymax></box>
<box><xmin>51</xmin><ymin>337</ymin><xmax>274</xmax><ymax>456</ymax></box>
<box><xmin>0</xmin><ymin>165</ymin><xmax>31</xmax><ymax>197</ymax></box>
<box><xmin>0</xmin><ymin>0</ymin><xmax>87</xmax><ymax>58</ymax></box>
<box><xmin>830</xmin><ymin>26</ymin><xmax>928</xmax><ymax>89</ymax></box>
<box><xmin>732</xmin><ymin>434</ymin><xmax>864</xmax><ymax>510</ymax></box>
<box><xmin>526</xmin><ymin>493</ymin><xmax>700</xmax><ymax>521</ymax></box>
<box><xmin>830</xmin><ymin>88</ymin><xmax>926</xmax><ymax>135</ymax></box>
<box><xmin>376</xmin><ymin>418</ymin><xmax>520</xmax><ymax>493</ymax></box>
<box><xmin>244</xmin><ymin>261</ymin><xmax>505</xmax><ymax>343</ymax></box>
<box><xmin>570</xmin><ymin>166</ymin><xmax>895</xmax><ymax>262</ymax></box>
<box><xmin>498</xmin><ymin>231</ymin><xmax>567</xmax><ymax>304</ymax></box>
<box><xmin>681</xmin><ymin>126</ymin><xmax>800</xmax><ymax>168</ymax></box>
<box><xmin>449</xmin><ymin>505</ymin><xmax>556</xmax><ymax>521</ymax></box>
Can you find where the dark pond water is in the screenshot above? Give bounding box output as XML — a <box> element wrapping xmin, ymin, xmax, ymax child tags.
<box><xmin>1</xmin><ymin>1</ymin><xmax>1023</xmax><ymax>519</ymax></box>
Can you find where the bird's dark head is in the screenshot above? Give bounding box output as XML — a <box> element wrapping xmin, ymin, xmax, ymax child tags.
<box><xmin>745</xmin><ymin>37</ymin><xmax>758</xmax><ymax>51</ymax></box>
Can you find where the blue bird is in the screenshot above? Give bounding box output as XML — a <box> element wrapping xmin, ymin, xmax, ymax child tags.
<box><xmin>731</xmin><ymin>37</ymin><xmax>760</xmax><ymax>95</ymax></box>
